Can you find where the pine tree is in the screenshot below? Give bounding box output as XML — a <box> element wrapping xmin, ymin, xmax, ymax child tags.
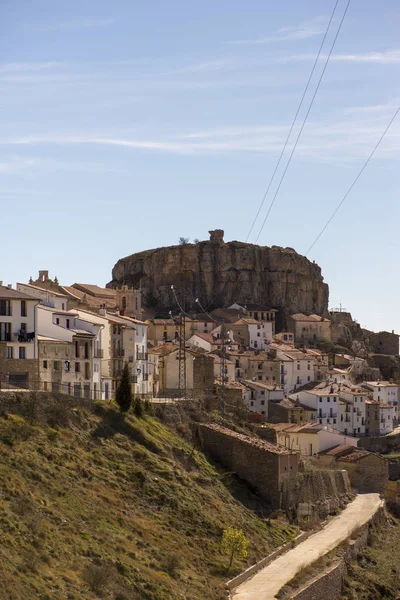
<box><xmin>133</xmin><ymin>397</ymin><xmax>144</xmax><ymax>418</ymax></box>
<box><xmin>115</xmin><ymin>363</ymin><xmax>132</xmax><ymax>413</ymax></box>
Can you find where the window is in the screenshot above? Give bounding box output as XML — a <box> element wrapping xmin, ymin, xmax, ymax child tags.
<box><xmin>0</xmin><ymin>300</ymin><xmax>11</xmax><ymax>316</ymax></box>
<box><xmin>84</xmin><ymin>362</ymin><xmax>90</xmax><ymax>379</ymax></box>
<box><xmin>261</xmin><ymin>390</ymin><xmax>265</xmax><ymax>395</ymax></box>
<box><xmin>307</xmin><ymin>376</ymin><xmax>311</xmax><ymax>381</ymax></box>
<box><xmin>75</xmin><ymin>362</ymin><xmax>80</xmax><ymax>373</ymax></box>
<box><xmin>43</xmin><ymin>360</ymin><xmax>48</xmax><ymax>369</ymax></box>
<box><xmin>333</xmin><ymin>397</ymin><xmax>337</xmax><ymax>402</ymax></box>
<box><xmin>84</xmin><ymin>342</ymin><xmax>89</xmax><ymax>359</ymax></box>
<box><xmin>0</xmin><ymin>322</ymin><xmax>11</xmax><ymax>341</ymax></box>
<box><xmin>258</xmin><ymin>375</ymin><xmax>262</xmax><ymax>381</ymax></box>
<box><xmin>56</xmin><ymin>318</ymin><xmax>60</xmax><ymax>325</ymax></box>
<box><xmin>297</xmin><ymin>363</ymin><xmax>300</xmax><ymax>370</ymax></box>
<box><xmin>327</xmin><ymin>397</ymin><xmax>330</xmax><ymax>402</ymax></box>
<box><xmin>250</xmin><ymin>401</ymin><xmax>254</xmax><ymax>406</ymax></box>
<box><xmin>19</xmin><ymin>347</ymin><xmax>26</xmax><ymax>359</ymax></box>
<box><xmin>6</xmin><ymin>347</ymin><xmax>13</xmax><ymax>359</ymax></box>
<box><xmin>54</xmin><ymin>360</ymin><xmax>60</xmax><ymax>370</ymax></box>
<box><xmin>66</xmin><ymin>319</ymin><xmax>70</xmax><ymax>329</ymax></box>
<box><xmin>261</xmin><ymin>400</ymin><xmax>265</xmax><ymax>405</ymax></box>
<box><xmin>75</xmin><ymin>341</ymin><xmax>79</xmax><ymax>358</ymax></box>
<box><xmin>43</xmin><ymin>345</ymin><xmax>46</xmax><ymax>354</ymax></box>
<box><xmin>62</xmin><ymin>303</ymin><xmax>65</xmax><ymax>310</ymax></box>
<box><xmin>319</xmin><ymin>398</ymin><xmax>322</xmax><ymax>403</ymax></box>
<box><xmin>307</xmin><ymin>362</ymin><xmax>311</xmax><ymax>370</ymax></box>
<box><xmin>21</xmin><ymin>300</ymin><xmax>26</xmax><ymax>317</ymax></box>
<box><xmin>122</xmin><ymin>296</ymin><xmax>127</xmax><ymax>309</ymax></box>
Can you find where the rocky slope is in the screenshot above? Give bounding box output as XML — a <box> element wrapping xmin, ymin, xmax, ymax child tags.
<box><xmin>109</xmin><ymin>231</ymin><xmax>329</xmax><ymax>322</ymax></box>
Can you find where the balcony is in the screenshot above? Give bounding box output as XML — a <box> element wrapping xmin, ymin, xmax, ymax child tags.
<box><xmin>114</xmin><ymin>349</ymin><xmax>125</xmax><ymax>358</ymax></box>
<box><xmin>13</xmin><ymin>331</ymin><xmax>35</xmax><ymax>342</ymax></box>
<box><xmin>136</xmin><ymin>352</ymin><xmax>148</xmax><ymax>361</ymax></box>
<box><xmin>131</xmin><ymin>375</ymin><xmax>138</xmax><ymax>384</ymax></box>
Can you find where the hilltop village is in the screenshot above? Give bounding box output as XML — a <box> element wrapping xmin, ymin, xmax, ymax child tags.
<box><xmin>1</xmin><ymin>250</ymin><xmax>400</xmax><ymax>498</ymax></box>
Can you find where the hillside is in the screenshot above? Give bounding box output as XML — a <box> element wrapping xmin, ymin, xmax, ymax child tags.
<box><xmin>0</xmin><ymin>399</ymin><xmax>296</xmax><ymax>600</ymax></box>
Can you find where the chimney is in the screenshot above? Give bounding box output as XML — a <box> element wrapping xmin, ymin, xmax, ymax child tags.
<box><xmin>0</xmin><ymin>281</ymin><xmax>3</xmax><ymax>286</ymax></box>
<box><xmin>99</xmin><ymin>305</ymin><xmax>107</xmax><ymax>316</ymax></box>
<box><xmin>7</xmin><ymin>284</ymin><xmax>12</xmax><ymax>289</ymax></box>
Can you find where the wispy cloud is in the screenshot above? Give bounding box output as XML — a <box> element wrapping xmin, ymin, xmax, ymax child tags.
<box><xmin>39</xmin><ymin>18</ymin><xmax>115</xmax><ymax>31</ymax></box>
<box><xmin>293</xmin><ymin>49</ymin><xmax>400</xmax><ymax>63</ymax></box>
<box><xmin>0</xmin><ymin>62</ymin><xmax>60</xmax><ymax>73</ymax></box>
<box><xmin>226</xmin><ymin>16</ymin><xmax>328</xmax><ymax>45</ymax></box>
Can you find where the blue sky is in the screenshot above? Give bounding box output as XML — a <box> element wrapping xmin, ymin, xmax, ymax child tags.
<box><xmin>1</xmin><ymin>0</ymin><xmax>400</xmax><ymax>332</ymax></box>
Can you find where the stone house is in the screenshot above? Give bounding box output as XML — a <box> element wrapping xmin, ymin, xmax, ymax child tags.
<box><xmin>317</xmin><ymin>445</ymin><xmax>388</xmax><ymax>493</ymax></box>
<box><xmin>0</xmin><ymin>285</ymin><xmax>39</xmax><ymax>389</ymax></box>
<box><xmin>366</xmin><ymin>330</ymin><xmax>399</xmax><ymax>356</ymax></box>
<box><xmin>208</xmin><ymin>353</ymin><xmax>235</xmax><ymax>383</ymax></box>
<box><xmin>288</xmin><ymin>313</ymin><xmax>331</xmax><ymax>344</ymax></box>
<box><xmin>362</xmin><ymin>381</ymin><xmax>398</xmax><ymax>414</ymax></box>
<box><xmin>148</xmin><ymin>343</ymin><xmax>214</xmax><ymax>398</ymax></box>
<box><xmin>36</xmin><ymin>305</ymin><xmax>103</xmax><ymax>399</ymax></box>
<box><xmin>365</xmin><ymin>399</ymin><xmax>396</xmax><ymax>435</ymax></box>
<box><xmin>268</xmin><ymin>397</ymin><xmax>317</xmax><ymax>424</ymax></box>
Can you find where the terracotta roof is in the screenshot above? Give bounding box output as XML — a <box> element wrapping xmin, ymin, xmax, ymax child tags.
<box><xmin>290</xmin><ymin>313</ymin><xmax>329</xmax><ymax>323</ymax></box>
<box><xmin>277</xmin><ymin>398</ymin><xmax>317</xmax><ymax>411</ymax></box>
<box><xmin>148</xmin><ymin>343</ymin><xmax>177</xmax><ymax>357</ymax></box>
<box><xmin>271</xmin><ymin>422</ymin><xmax>321</xmax><ymax>434</ymax></box>
<box><xmin>17</xmin><ymin>282</ymin><xmax>68</xmax><ymax>298</ymax></box>
<box><xmin>233</xmin><ymin>318</ymin><xmax>260</xmax><ymax>326</ymax></box>
<box><xmin>202</xmin><ymin>423</ymin><xmax>295</xmax><ymax>455</ymax></box>
<box><xmin>338</xmin><ymin>449</ymin><xmax>372</xmax><ymax>463</ymax></box>
<box><xmin>319</xmin><ymin>444</ymin><xmax>355</xmax><ymax>458</ymax></box>
<box><xmin>61</xmin><ymin>286</ymin><xmax>116</xmax><ymax>308</ymax></box>
<box><xmin>189</xmin><ymin>332</ymin><xmax>214</xmax><ymax>344</ymax></box>
<box><xmin>0</xmin><ymin>285</ymin><xmax>38</xmax><ymax>300</ymax></box>
<box><xmin>241</xmin><ymin>379</ymin><xmax>282</xmax><ymax>392</ymax></box>
<box><xmin>150</xmin><ymin>318</ymin><xmax>176</xmax><ymax>326</ymax></box>
<box><xmin>72</xmin><ymin>283</ymin><xmax>116</xmax><ymax>298</ymax></box>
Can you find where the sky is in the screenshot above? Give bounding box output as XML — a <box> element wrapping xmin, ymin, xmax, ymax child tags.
<box><xmin>1</xmin><ymin>0</ymin><xmax>400</xmax><ymax>333</ymax></box>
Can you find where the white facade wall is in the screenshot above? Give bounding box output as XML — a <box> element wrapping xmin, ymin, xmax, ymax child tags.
<box><xmin>379</xmin><ymin>405</ymin><xmax>396</xmax><ymax>435</ymax></box>
<box><xmin>291</xmin><ymin>391</ymin><xmax>340</xmax><ymax>429</ymax></box>
<box><xmin>249</xmin><ymin>322</ymin><xmax>273</xmax><ymax>350</ymax></box>
<box><xmin>365</xmin><ymin>383</ymin><xmax>398</xmax><ymax>406</ymax></box>
<box><xmin>1</xmin><ymin>297</ymin><xmax>38</xmax><ymax>360</ymax></box>
<box><xmin>17</xmin><ymin>283</ymin><xmax>67</xmax><ymax>311</ymax></box>
<box><xmin>187</xmin><ymin>334</ymin><xmax>212</xmax><ymax>352</ymax></box>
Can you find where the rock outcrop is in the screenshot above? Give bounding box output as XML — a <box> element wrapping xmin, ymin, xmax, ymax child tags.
<box><xmin>108</xmin><ymin>231</ymin><xmax>329</xmax><ymax>323</ymax></box>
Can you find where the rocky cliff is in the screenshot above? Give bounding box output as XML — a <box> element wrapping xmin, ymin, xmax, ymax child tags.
<box><xmin>108</xmin><ymin>231</ymin><xmax>329</xmax><ymax>322</ymax></box>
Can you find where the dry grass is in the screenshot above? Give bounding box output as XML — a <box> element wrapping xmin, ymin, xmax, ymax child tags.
<box><xmin>0</xmin><ymin>400</ymin><xmax>296</xmax><ymax>600</ymax></box>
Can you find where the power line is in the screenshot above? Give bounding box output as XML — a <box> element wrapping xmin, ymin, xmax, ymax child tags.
<box><xmin>245</xmin><ymin>0</ymin><xmax>340</xmax><ymax>243</ymax></box>
<box><xmin>305</xmin><ymin>103</ymin><xmax>400</xmax><ymax>256</ymax></box>
<box><xmin>254</xmin><ymin>0</ymin><xmax>351</xmax><ymax>244</ymax></box>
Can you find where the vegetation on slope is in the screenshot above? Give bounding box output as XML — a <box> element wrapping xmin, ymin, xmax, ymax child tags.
<box><xmin>0</xmin><ymin>400</ymin><xmax>296</xmax><ymax>600</ymax></box>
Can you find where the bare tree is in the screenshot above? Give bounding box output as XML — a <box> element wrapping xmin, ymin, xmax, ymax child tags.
<box><xmin>179</xmin><ymin>237</ymin><xmax>190</xmax><ymax>245</ymax></box>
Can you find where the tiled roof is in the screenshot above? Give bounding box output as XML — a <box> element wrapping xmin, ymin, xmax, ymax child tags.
<box><xmin>190</xmin><ymin>332</ymin><xmax>214</xmax><ymax>344</ymax></box>
<box><xmin>319</xmin><ymin>444</ymin><xmax>355</xmax><ymax>458</ymax></box>
<box><xmin>202</xmin><ymin>423</ymin><xmax>295</xmax><ymax>455</ymax></box>
<box><xmin>290</xmin><ymin>313</ymin><xmax>329</xmax><ymax>322</ymax></box>
<box><xmin>17</xmin><ymin>282</ymin><xmax>68</xmax><ymax>298</ymax></box>
<box><xmin>61</xmin><ymin>286</ymin><xmax>116</xmax><ymax>308</ymax></box>
<box><xmin>72</xmin><ymin>283</ymin><xmax>116</xmax><ymax>298</ymax></box>
<box><xmin>148</xmin><ymin>343</ymin><xmax>177</xmax><ymax>357</ymax></box>
<box><xmin>338</xmin><ymin>449</ymin><xmax>372</xmax><ymax>463</ymax></box>
<box><xmin>37</xmin><ymin>305</ymin><xmax>79</xmax><ymax>316</ymax></box>
<box><xmin>0</xmin><ymin>285</ymin><xmax>38</xmax><ymax>300</ymax></box>
<box><xmin>241</xmin><ymin>379</ymin><xmax>282</xmax><ymax>391</ymax></box>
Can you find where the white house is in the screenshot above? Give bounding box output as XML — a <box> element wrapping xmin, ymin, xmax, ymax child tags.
<box><xmin>362</xmin><ymin>381</ymin><xmax>399</xmax><ymax>415</ymax></box>
<box><xmin>290</xmin><ymin>389</ymin><xmax>340</xmax><ymax>429</ymax></box>
<box><xmin>17</xmin><ymin>282</ymin><xmax>69</xmax><ymax>311</ymax></box>
<box><xmin>273</xmin><ymin>422</ymin><xmax>358</xmax><ymax>457</ymax></box>
<box><xmin>242</xmin><ymin>380</ymin><xmax>284</xmax><ymax>420</ymax></box>
<box><xmin>365</xmin><ymin>399</ymin><xmax>396</xmax><ymax>435</ymax></box>
<box><xmin>283</xmin><ymin>350</ymin><xmax>315</xmax><ymax>392</ymax></box>
<box><xmin>36</xmin><ymin>304</ymin><xmax>102</xmax><ymax>398</ymax></box>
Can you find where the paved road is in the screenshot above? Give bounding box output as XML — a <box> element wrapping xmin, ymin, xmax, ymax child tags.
<box><xmin>233</xmin><ymin>493</ymin><xmax>383</xmax><ymax>600</ymax></box>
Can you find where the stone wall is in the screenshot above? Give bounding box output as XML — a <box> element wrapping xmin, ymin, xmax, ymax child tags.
<box><xmin>281</xmin><ymin>469</ymin><xmax>353</xmax><ymax>518</ymax></box>
<box><xmin>199</xmin><ymin>423</ymin><xmax>297</xmax><ymax>508</ymax></box>
<box><xmin>0</xmin><ymin>343</ymin><xmax>39</xmax><ymax>389</ymax></box>
<box><xmin>108</xmin><ymin>238</ymin><xmax>329</xmax><ymax>326</ymax></box>
<box><xmin>359</xmin><ymin>431</ymin><xmax>400</xmax><ymax>453</ymax></box>
<box><xmin>337</xmin><ymin>454</ymin><xmax>389</xmax><ymax>494</ymax></box>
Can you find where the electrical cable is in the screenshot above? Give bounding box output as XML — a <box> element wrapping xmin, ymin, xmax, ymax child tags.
<box><xmin>245</xmin><ymin>0</ymin><xmax>340</xmax><ymax>242</ymax></box>
<box><xmin>305</xmin><ymin>103</ymin><xmax>400</xmax><ymax>255</ymax></box>
<box><xmin>254</xmin><ymin>0</ymin><xmax>351</xmax><ymax>244</ymax></box>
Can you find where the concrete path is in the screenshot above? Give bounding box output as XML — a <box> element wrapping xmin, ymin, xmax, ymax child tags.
<box><xmin>233</xmin><ymin>494</ymin><xmax>383</xmax><ymax>600</ymax></box>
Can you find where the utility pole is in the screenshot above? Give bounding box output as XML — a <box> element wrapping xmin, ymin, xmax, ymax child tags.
<box><xmin>220</xmin><ymin>322</ymin><xmax>227</xmax><ymax>417</ymax></box>
<box><xmin>178</xmin><ymin>311</ymin><xmax>187</xmax><ymax>399</ymax></box>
